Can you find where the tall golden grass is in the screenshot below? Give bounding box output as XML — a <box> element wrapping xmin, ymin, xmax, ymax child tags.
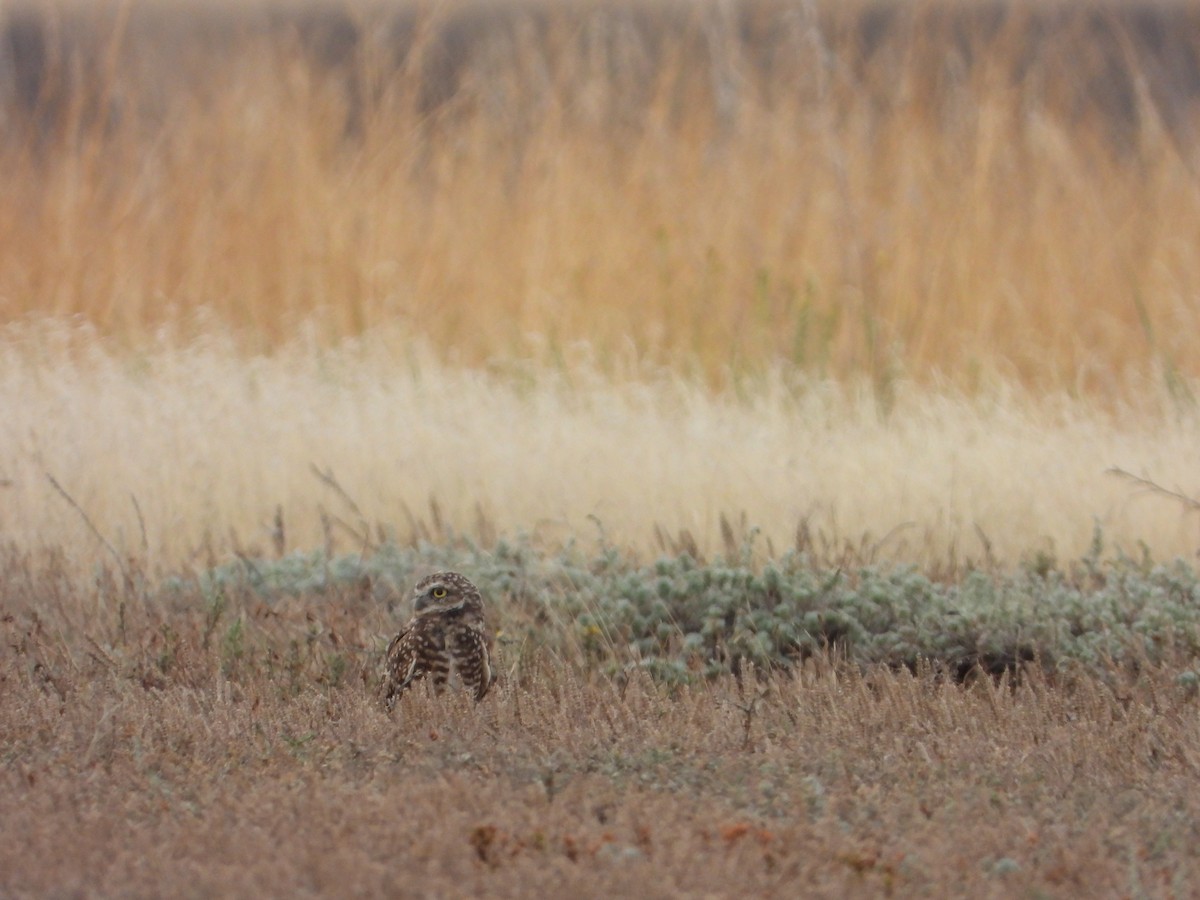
<box><xmin>2</xmin><ymin>1</ymin><xmax>1200</xmax><ymax>573</ymax></box>
<box><xmin>3</xmin><ymin>0</ymin><xmax>1200</xmax><ymax>392</ymax></box>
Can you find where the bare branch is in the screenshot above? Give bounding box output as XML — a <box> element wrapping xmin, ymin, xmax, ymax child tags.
<box><xmin>46</xmin><ymin>473</ymin><xmax>128</xmax><ymax>578</ymax></box>
<box><xmin>310</xmin><ymin>464</ymin><xmax>366</xmax><ymax>521</ymax></box>
<box><xmin>130</xmin><ymin>493</ymin><xmax>149</xmax><ymax>557</ymax></box>
<box><xmin>1107</xmin><ymin>467</ymin><xmax>1200</xmax><ymax>512</ymax></box>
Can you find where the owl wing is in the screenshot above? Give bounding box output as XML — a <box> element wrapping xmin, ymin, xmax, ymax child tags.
<box><xmin>381</xmin><ymin>625</ymin><xmax>421</xmax><ymax>710</ymax></box>
<box><xmin>454</xmin><ymin>625</ymin><xmax>495</xmax><ymax>702</ymax></box>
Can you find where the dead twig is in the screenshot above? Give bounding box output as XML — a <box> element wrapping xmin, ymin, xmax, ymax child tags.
<box><xmin>731</xmin><ymin>685</ymin><xmax>771</xmax><ymax>752</ymax></box>
<box><xmin>310</xmin><ymin>463</ymin><xmax>367</xmax><ymax>522</ymax></box>
<box><xmin>1107</xmin><ymin>467</ymin><xmax>1200</xmax><ymax>512</ymax></box>
<box><xmin>46</xmin><ymin>473</ymin><xmax>131</xmax><ymax>586</ymax></box>
<box><xmin>311</xmin><ymin>464</ymin><xmax>376</xmax><ymax>555</ymax></box>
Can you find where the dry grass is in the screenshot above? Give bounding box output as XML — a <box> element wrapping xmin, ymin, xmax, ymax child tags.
<box><xmin>5</xmin><ymin>0</ymin><xmax>1200</xmax><ymax>567</ymax></box>
<box><xmin>2</xmin><ymin>554</ymin><xmax>1199</xmax><ymax>897</ymax></box>
<box><xmin>4</xmin><ymin>5</ymin><xmax>1200</xmax><ymax>894</ymax></box>
<box><xmin>3</xmin><ymin>0</ymin><xmax>1200</xmax><ymax>391</ymax></box>
<box><xmin>2</xmin><ymin>327</ymin><xmax>1200</xmax><ymax>575</ymax></box>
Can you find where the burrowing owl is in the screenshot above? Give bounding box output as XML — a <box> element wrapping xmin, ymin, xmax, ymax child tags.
<box><xmin>381</xmin><ymin>571</ymin><xmax>495</xmax><ymax>708</ymax></box>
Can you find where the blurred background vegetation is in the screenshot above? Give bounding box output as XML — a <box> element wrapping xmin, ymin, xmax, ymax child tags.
<box><xmin>4</xmin><ymin>0</ymin><xmax>1200</xmax><ymax>396</ymax></box>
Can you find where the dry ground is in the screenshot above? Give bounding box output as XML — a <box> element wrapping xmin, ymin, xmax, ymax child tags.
<box><xmin>3</xmin><ymin>590</ymin><xmax>1199</xmax><ymax>898</ymax></box>
<box><xmin>3</xmin><ymin>550</ymin><xmax>1200</xmax><ymax>898</ymax></box>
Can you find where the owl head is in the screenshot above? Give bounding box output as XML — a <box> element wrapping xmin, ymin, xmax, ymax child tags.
<box><xmin>410</xmin><ymin>571</ymin><xmax>484</xmax><ymax>617</ymax></box>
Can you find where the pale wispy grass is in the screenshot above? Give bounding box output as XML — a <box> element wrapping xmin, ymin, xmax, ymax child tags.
<box><xmin>3</xmin><ymin>324</ymin><xmax>1197</xmax><ymax>576</ymax></box>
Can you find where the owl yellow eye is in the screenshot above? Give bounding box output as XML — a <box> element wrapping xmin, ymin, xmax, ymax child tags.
<box><xmin>432</xmin><ymin>587</ymin><xmax>447</xmax><ymax>598</ymax></box>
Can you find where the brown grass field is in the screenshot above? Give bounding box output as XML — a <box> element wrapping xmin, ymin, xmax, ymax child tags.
<box><xmin>4</xmin><ymin>0</ymin><xmax>1200</xmax><ymax>895</ymax></box>
<box><xmin>3</xmin><ymin>559</ymin><xmax>1200</xmax><ymax>897</ymax></box>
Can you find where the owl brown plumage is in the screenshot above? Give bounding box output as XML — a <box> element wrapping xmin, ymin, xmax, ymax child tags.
<box><xmin>381</xmin><ymin>571</ymin><xmax>495</xmax><ymax>709</ymax></box>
